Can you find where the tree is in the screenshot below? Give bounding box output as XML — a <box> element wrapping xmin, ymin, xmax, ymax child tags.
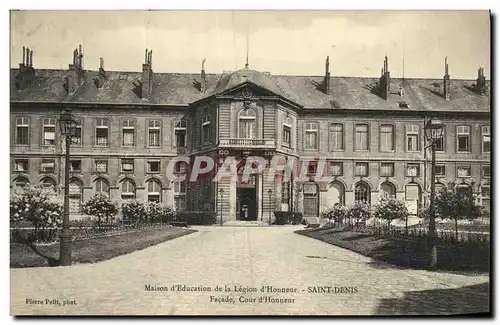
<box><xmin>321</xmin><ymin>203</ymin><xmax>347</xmax><ymax>227</ymax></box>
<box><xmin>372</xmin><ymin>194</ymin><xmax>409</xmax><ymax>228</ymax></box>
<box><xmin>434</xmin><ymin>188</ymin><xmax>484</xmax><ymax>240</ymax></box>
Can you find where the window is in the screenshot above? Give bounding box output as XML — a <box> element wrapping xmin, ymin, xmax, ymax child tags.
<box><xmin>329</xmin><ymin>162</ymin><xmax>343</xmax><ymax>176</ymax></box>
<box><xmin>94</xmin><ymin>178</ymin><xmax>109</xmax><ymax>196</ymax></box>
<box><xmin>95</xmin><ymin>118</ymin><xmax>109</xmax><ymax>146</ymax></box>
<box><xmin>481</xmin><ymin>187</ymin><xmax>490</xmax><ymax>212</ymax></box>
<box><xmin>15</xmin><ymin>117</ymin><xmax>29</xmax><ymax>145</ymax></box>
<box><xmin>40</xmin><ymin>177</ymin><xmax>56</xmax><ymax>191</ymax></box>
<box><xmin>70</xmin><ymin>160</ymin><xmax>81</xmax><ymax>173</ymax></box>
<box><xmin>380</xmin><ymin>163</ymin><xmax>394</xmax><ymax>177</ymax></box>
<box><xmin>380</xmin><ymin>125</ymin><xmax>394</xmax><ymax>151</ymax></box>
<box><xmin>435</xmin><ymin>126</ymin><xmax>445</xmax><ymax>152</ymax></box>
<box><xmin>148</xmin><ymin>120</ymin><xmax>161</xmax><ymax>147</ymax></box>
<box><xmin>174</xmin><ymin>181</ymin><xmax>187</xmax><ymax>211</ymax></box>
<box><xmin>407</xmin><ymin>164</ymin><xmax>420</xmax><ymax>177</ymax></box>
<box><xmin>238</xmin><ymin>109</ymin><xmax>256</xmax><ymax>139</ymax></box>
<box><xmin>42</xmin><ymin>118</ymin><xmax>56</xmax><ymax>145</ymax></box>
<box><xmin>122</xmin><ymin>119</ymin><xmax>135</xmax><ymax>146</ymax></box>
<box><xmin>406</xmin><ymin>125</ymin><xmax>419</xmax><ymax>151</ymax></box>
<box><xmin>72</xmin><ymin>122</ymin><xmax>82</xmax><ymax>145</ymax></box>
<box><xmin>355</xmin><ymin>162</ymin><xmax>369</xmax><ymax>177</ymax></box>
<box><xmin>329</xmin><ymin>123</ymin><xmax>344</xmax><ymax>151</ymax></box>
<box><xmin>14</xmin><ymin>159</ymin><xmax>28</xmax><ymax>172</ymax></box>
<box><xmin>121</xmin><ymin>179</ymin><xmax>136</xmax><ymax>200</ymax></box>
<box><xmin>457</xmin><ymin>125</ymin><xmax>470</xmax><ymax>152</ymax></box>
<box><xmin>174</xmin><ymin>161</ymin><xmax>188</xmax><ymax>174</ymax></box>
<box><xmin>355</xmin><ymin>183</ymin><xmax>370</xmax><ymax>203</ymax></box>
<box><xmin>435</xmin><ymin>165</ymin><xmax>446</xmax><ymax>177</ymax></box>
<box><xmin>281</xmin><ymin>181</ymin><xmax>290</xmax><ymax>204</ymax></box>
<box><xmin>13</xmin><ymin>176</ymin><xmax>29</xmax><ymax>188</ymax></box>
<box><xmin>95</xmin><ymin>160</ymin><xmax>108</xmax><ymax>173</ymax></box>
<box><xmin>147</xmin><ymin>180</ymin><xmax>162</xmax><ymax>202</ymax></box>
<box><xmin>457</xmin><ymin>165</ymin><xmax>471</xmax><ymax>177</ymax></box>
<box><xmin>398</xmin><ymin>101</ymin><xmax>409</xmax><ymax>109</ymax></box>
<box><xmin>405</xmin><ymin>184</ymin><xmax>421</xmax><ymax>206</ymax></box>
<box><xmin>380</xmin><ymin>182</ymin><xmax>396</xmax><ymax>198</ymax></box>
<box><xmin>307</xmin><ymin>161</ymin><xmax>318</xmax><ymax>176</ymax></box>
<box><xmin>147</xmin><ymin>161</ymin><xmax>161</xmax><ymax>173</ymax></box>
<box><xmin>355</xmin><ymin>124</ymin><xmax>369</xmax><ymax>150</ymax></box>
<box><xmin>40</xmin><ymin>159</ymin><xmax>55</xmax><ymax>173</ymax></box>
<box><xmin>174</xmin><ymin>120</ymin><xmax>187</xmax><ymax>148</ymax></box>
<box><xmin>482</xmin><ymin>126</ymin><xmax>490</xmax><ymax>153</ymax></box>
<box><xmin>283</xmin><ymin>117</ymin><xmax>292</xmax><ymax>147</ymax></box>
<box><xmin>482</xmin><ymin>165</ymin><xmax>491</xmax><ymax>178</ymax></box>
<box><xmin>202</xmin><ymin>115</ymin><xmax>211</xmax><ymax>143</ymax></box>
<box><xmin>304</xmin><ymin>122</ymin><xmax>318</xmax><ymax>149</ymax></box>
<box><xmin>121</xmin><ymin>159</ymin><xmax>134</xmax><ymax>173</ymax></box>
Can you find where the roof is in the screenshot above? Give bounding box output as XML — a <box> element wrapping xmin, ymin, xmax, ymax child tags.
<box><xmin>10</xmin><ymin>67</ymin><xmax>490</xmax><ymax>112</ymax></box>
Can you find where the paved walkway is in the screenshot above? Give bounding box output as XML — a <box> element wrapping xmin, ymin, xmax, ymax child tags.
<box><xmin>10</xmin><ymin>226</ymin><xmax>489</xmax><ymax>315</ymax></box>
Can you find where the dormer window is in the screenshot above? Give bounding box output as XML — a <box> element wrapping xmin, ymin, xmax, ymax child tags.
<box><xmin>398</xmin><ymin>101</ymin><xmax>409</xmax><ymax>109</ymax></box>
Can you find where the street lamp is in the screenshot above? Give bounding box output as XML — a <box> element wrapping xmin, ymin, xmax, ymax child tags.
<box><xmin>424</xmin><ymin>118</ymin><xmax>444</xmax><ymax>269</ymax></box>
<box><xmin>59</xmin><ymin>108</ymin><xmax>79</xmax><ymax>266</ymax></box>
<box><xmin>268</xmin><ymin>189</ymin><xmax>273</xmax><ymax>226</ymax></box>
<box><xmin>219</xmin><ymin>188</ymin><xmax>224</xmax><ymax>226</ymax></box>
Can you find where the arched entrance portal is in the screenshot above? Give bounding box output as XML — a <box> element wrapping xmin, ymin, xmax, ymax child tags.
<box><xmin>303</xmin><ymin>182</ymin><xmax>319</xmax><ymax>218</ymax></box>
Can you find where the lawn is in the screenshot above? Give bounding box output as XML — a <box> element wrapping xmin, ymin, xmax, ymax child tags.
<box><xmin>11</xmin><ymin>226</ymin><xmax>197</xmax><ymax>268</ymax></box>
<box><xmin>295</xmin><ymin>228</ymin><xmax>490</xmax><ymax>272</ymax></box>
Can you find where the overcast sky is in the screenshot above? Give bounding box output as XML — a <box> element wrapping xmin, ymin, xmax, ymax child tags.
<box><xmin>10</xmin><ymin>10</ymin><xmax>490</xmax><ymax>79</ymax></box>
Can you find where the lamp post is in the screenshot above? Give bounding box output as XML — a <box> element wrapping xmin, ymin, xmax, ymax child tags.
<box><xmin>268</xmin><ymin>189</ymin><xmax>273</xmax><ymax>226</ymax></box>
<box><xmin>219</xmin><ymin>188</ymin><xmax>224</xmax><ymax>226</ymax></box>
<box><xmin>424</xmin><ymin>118</ymin><xmax>444</xmax><ymax>269</ymax></box>
<box><xmin>59</xmin><ymin>108</ymin><xmax>78</xmax><ymax>266</ymax></box>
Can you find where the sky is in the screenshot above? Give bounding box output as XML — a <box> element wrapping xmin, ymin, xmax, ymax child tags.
<box><xmin>10</xmin><ymin>10</ymin><xmax>491</xmax><ymax>79</ymax></box>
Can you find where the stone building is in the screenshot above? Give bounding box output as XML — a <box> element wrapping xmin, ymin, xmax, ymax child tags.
<box><xmin>10</xmin><ymin>46</ymin><xmax>491</xmax><ymax>222</ymax></box>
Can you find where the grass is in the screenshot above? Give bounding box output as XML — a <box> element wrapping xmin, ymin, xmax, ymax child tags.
<box><xmin>296</xmin><ymin>228</ymin><xmax>490</xmax><ymax>272</ymax></box>
<box><xmin>10</xmin><ymin>226</ymin><xmax>197</xmax><ymax>268</ymax></box>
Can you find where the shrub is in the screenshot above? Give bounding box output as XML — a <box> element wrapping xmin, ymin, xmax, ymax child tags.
<box><xmin>146</xmin><ymin>202</ymin><xmax>176</xmax><ymax>224</ymax></box>
<box><xmin>176</xmin><ymin>211</ymin><xmax>216</xmax><ymax>225</ymax></box>
<box><xmin>346</xmin><ymin>202</ymin><xmax>371</xmax><ymax>226</ymax></box>
<box><xmin>372</xmin><ymin>195</ymin><xmax>408</xmax><ymax>226</ymax></box>
<box><xmin>121</xmin><ymin>200</ymin><xmax>147</xmax><ymax>224</ymax></box>
<box><xmin>82</xmin><ymin>194</ymin><xmax>118</xmax><ymax>227</ymax></box>
<box><xmin>274</xmin><ymin>211</ymin><xmax>303</xmax><ymax>225</ymax></box>
<box><xmin>321</xmin><ymin>204</ymin><xmax>347</xmax><ymax>226</ymax></box>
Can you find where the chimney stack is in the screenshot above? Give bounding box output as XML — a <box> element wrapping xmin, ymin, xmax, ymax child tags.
<box><xmin>142</xmin><ymin>49</ymin><xmax>154</xmax><ymax>100</ymax></box>
<box><xmin>323</xmin><ymin>56</ymin><xmax>331</xmax><ymax>95</ymax></box>
<box><xmin>66</xmin><ymin>44</ymin><xmax>85</xmax><ymax>93</ymax></box>
<box><xmin>476</xmin><ymin>66</ymin><xmax>486</xmax><ymax>95</ymax></box>
<box><xmin>201</xmin><ymin>58</ymin><xmax>207</xmax><ymax>92</ymax></box>
<box><xmin>379</xmin><ymin>56</ymin><xmax>391</xmax><ymax>100</ymax></box>
<box><xmin>95</xmin><ymin>57</ymin><xmax>106</xmax><ymax>89</ymax></box>
<box><xmin>443</xmin><ymin>57</ymin><xmax>451</xmax><ymax>100</ymax></box>
<box><xmin>15</xmin><ymin>46</ymin><xmax>36</xmax><ymax>90</ymax></box>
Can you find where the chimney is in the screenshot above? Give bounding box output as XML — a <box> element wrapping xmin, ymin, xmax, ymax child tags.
<box><xmin>379</xmin><ymin>56</ymin><xmax>390</xmax><ymax>100</ymax></box>
<box><xmin>476</xmin><ymin>66</ymin><xmax>486</xmax><ymax>94</ymax></box>
<box><xmin>15</xmin><ymin>46</ymin><xmax>36</xmax><ymax>90</ymax></box>
<box><xmin>201</xmin><ymin>58</ymin><xmax>207</xmax><ymax>92</ymax></box>
<box><xmin>323</xmin><ymin>56</ymin><xmax>331</xmax><ymax>94</ymax></box>
<box><xmin>67</xmin><ymin>44</ymin><xmax>85</xmax><ymax>93</ymax></box>
<box><xmin>142</xmin><ymin>49</ymin><xmax>153</xmax><ymax>100</ymax></box>
<box><xmin>95</xmin><ymin>57</ymin><xmax>106</xmax><ymax>89</ymax></box>
<box><xmin>443</xmin><ymin>57</ymin><xmax>451</xmax><ymax>100</ymax></box>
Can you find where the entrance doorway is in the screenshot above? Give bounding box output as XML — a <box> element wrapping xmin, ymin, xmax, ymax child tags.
<box><xmin>237</xmin><ymin>188</ymin><xmax>257</xmax><ymax>221</ymax></box>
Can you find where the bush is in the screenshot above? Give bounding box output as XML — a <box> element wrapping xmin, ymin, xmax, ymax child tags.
<box><xmin>274</xmin><ymin>211</ymin><xmax>303</xmax><ymax>225</ymax></box>
<box><xmin>121</xmin><ymin>200</ymin><xmax>147</xmax><ymax>224</ymax></box>
<box><xmin>321</xmin><ymin>204</ymin><xmax>347</xmax><ymax>226</ymax></box>
<box><xmin>146</xmin><ymin>202</ymin><xmax>176</xmax><ymax>224</ymax></box>
<box><xmin>82</xmin><ymin>194</ymin><xmax>118</xmax><ymax>226</ymax></box>
<box><xmin>372</xmin><ymin>195</ymin><xmax>408</xmax><ymax>226</ymax></box>
<box><xmin>176</xmin><ymin>211</ymin><xmax>216</xmax><ymax>225</ymax></box>
<box><xmin>346</xmin><ymin>202</ymin><xmax>371</xmax><ymax>226</ymax></box>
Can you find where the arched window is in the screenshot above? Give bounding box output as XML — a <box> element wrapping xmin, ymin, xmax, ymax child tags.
<box><xmin>94</xmin><ymin>178</ymin><xmax>109</xmax><ymax>196</ymax></box>
<box><xmin>355</xmin><ymin>182</ymin><xmax>370</xmax><ymax>203</ymax></box>
<box><xmin>121</xmin><ymin>179</ymin><xmax>136</xmax><ymax>200</ymax></box>
<box><xmin>238</xmin><ymin>108</ymin><xmax>256</xmax><ymax>139</ymax></box>
<box><xmin>202</xmin><ymin>115</ymin><xmax>211</xmax><ymax>143</ymax></box>
<box><xmin>380</xmin><ymin>182</ymin><xmax>396</xmax><ymax>199</ymax></box>
<box><xmin>13</xmin><ymin>176</ymin><xmax>29</xmax><ymax>188</ymax></box>
<box><xmin>328</xmin><ymin>181</ymin><xmax>345</xmax><ymax>205</ymax></box>
<box><xmin>69</xmin><ymin>179</ymin><xmax>83</xmax><ymax>214</ymax></box>
<box><xmin>147</xmin><ymin>179</ymin><xmax>162</xmax><ymax>203</ymax></box>
<box><xmin>40</xmin><ymin>177</ymin><xmax>57</xmax><ymax>192</ymax></box>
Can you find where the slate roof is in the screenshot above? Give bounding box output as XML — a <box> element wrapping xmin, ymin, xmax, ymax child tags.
<box><xmin>10</xmin><ymin>67</ymin><xmax>490</xmax><ymax>112</ymax></box>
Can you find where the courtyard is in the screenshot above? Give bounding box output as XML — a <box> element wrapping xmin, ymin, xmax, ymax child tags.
<box><xmin>10</xmin><ymin>225</ymin><xmax>489</xmax><ymax>316</ymax></box>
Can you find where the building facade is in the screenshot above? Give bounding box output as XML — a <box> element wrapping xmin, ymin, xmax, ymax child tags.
<box><xmin>10</xmin><ymin>47</ymin><xmax>491</xmax><ymax>222</ymax></box>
